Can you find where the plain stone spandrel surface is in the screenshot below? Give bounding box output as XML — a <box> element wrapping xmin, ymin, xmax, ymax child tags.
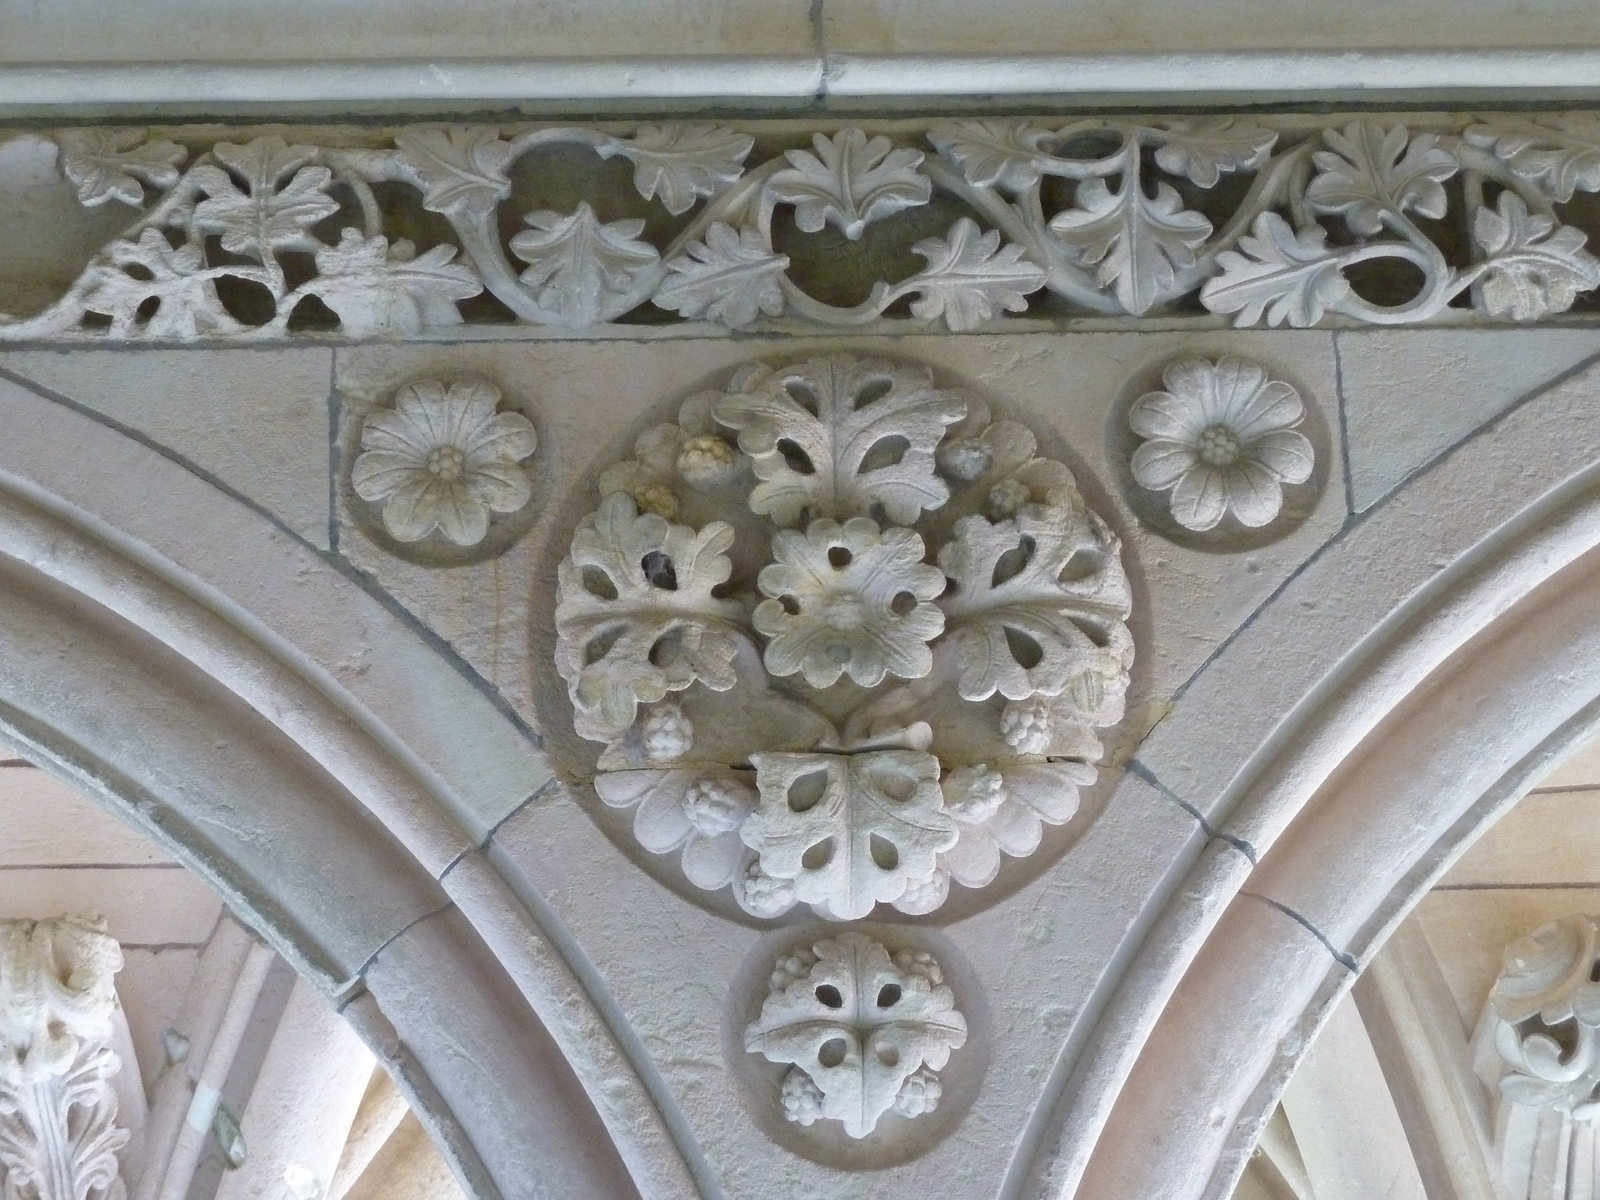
<box><xmin>1337</xmin><ymin>328</ymin><xmax>1600</xmax><ymax>514</ymax></box>
<box><xmin>0</xmin><ymin>347</ymin><xmax>335</xmax><ymax>550</ymax></box>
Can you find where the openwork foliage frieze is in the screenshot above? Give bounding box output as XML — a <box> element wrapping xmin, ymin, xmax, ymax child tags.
<box><xmin>10</xmin><ymin>115</ymin><xmax>1600</xmax><ymax>339</ymax></box>
<box><xmin>554</xmin><ymin>353</ymin><xmax>1133</xmax><ymax>922</ymax></box>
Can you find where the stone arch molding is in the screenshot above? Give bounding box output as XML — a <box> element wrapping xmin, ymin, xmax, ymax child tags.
<box><xmin>1039</xmin><ymin>354</ymin><xmax>1600</xmax><ymax>1198</ymax></box>
<box><xmin>0</xmin><ymin>371</ymin><xmax>711</xmax><ymax>1200</ymax></box>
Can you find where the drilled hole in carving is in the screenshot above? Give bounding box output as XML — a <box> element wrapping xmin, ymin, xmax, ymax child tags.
<box><xmin>777</xmin><ymin>438</ymin><xmax>816</xmax><ymax>475</ymax></box>
<box><xmin>648</xmin><ymin>630</ymin><xmax>683</xmax><ymax>668</ymax></box>
<box><xmin>1004</xmin><ymin>626</ymin><xmax>1044</xmax><ymax>669</ymax></box>
<box><xmin>818</xmin><ymin>1037</ymin><xmax>848</xmax><ymax>1068</ymax></box>
<box><xmin>640</xmin><ymin>551</ymin><xmax>678</xmax><ymax>590</ymax></box>
<box><xmin>858</xmin><ymin>435</ymin><xmax>910</xmax><ymax>472</ymax></box>
<box><xmin>876</xmin><ymin>1044</ymin><xmax>900</xmax><ymax>1068</ymax></box>
<box><xmin>877</xmin><ymin>984</ymin><xmax>902</xmax><ymax>1009</ymax></box>
<box><xmin>1058</xmin><ymin>548</ymin><xmax>1101</xmax><ymax>584</ymax></box>
<box><xmin>580</xmin><ymin>566</ymin><xmax>618</xmax><ymax>600</ymax></box>
<box><xmin>778</xmin><ymin>594</ymin><xmax>801</xmax><ymax>615</ymax></box>
<box><xmin>815</xmin><ymin>984</ymin><xmax>844</xmax><ymax>1008</ymax></box>
<box><xmin>877</xmin><ymin>771</ymin><xmax>915</xmax><ymax>803</ymax></box>
<box><xmin>584</xmin><ymin>629</ymin><xmax>622</xmax><ymax>667</ymax></box>
<box><xmin>783</xmin><ymin>380</ymin><xmax>820</xmax><ymax>416</ymax></box>
<box><xmin>854</xmin><ymin>376</ymin><xmax>894</xmax><ymax>408</ymax></box>
<box><xmin>802</xmin><ymin>838</ymin><xmax>835</xmax><ymax>870</ymax></box>
<box><xmin>1069</xmin><ymin>616</ymin><xmax>1111</xmax><ymax>649</ymax></box>
<box><xmin>787</xmin><ymin>770</ymin><xmax>829</xmax><ymax>812</ymax></box>
<box><xmin>991</xmin><ymin>536</ymin><xmax>1036</xmax><ymax>587</ymax></box>
<box><xmin>828</xmin><ymin>546</ymin><xmax>853</xmax><ymax>569</ymax></box>
<box><xmin>889</xmin><ymin>591</ymin><xmax>917</xmax><ymax>616</ymax></box>
<box><xmin>869</xmin><ymin>834</ymin><xmax>899</xmax><ymax>871</ymax></box>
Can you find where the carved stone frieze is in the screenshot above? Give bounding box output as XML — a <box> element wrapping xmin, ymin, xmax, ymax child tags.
<box><xmin>555</xmin><ymin>354</ymin><xmax>1133</xmax><ymax>921</ymax></box>
<box><xmin>9</xmin><ymin>115</ymin><xmax>1600</xmax><ymax>338</ymax></box>
<box><xmin>744</xmin><ymin>933</ymin><xmax>966</xmax><ymax>1139</ymax></box>
<box><xmin>1129</xmin><ymin>357</ymin><xmax>1314</xmax><ymax>532</ymax></box>
<box><xmin>0</xmin><ymin>916</ymin><xmax>128</xmax><ymax>1200</ymax></box>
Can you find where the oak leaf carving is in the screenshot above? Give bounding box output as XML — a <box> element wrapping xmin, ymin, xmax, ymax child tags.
<box><xmin>653</xmin><ymin>223</ymin><xmax>788</xmax><ymax>327</ymax></box>
<box><xmin>1474</xmin><ymin>192</ymin><xmax>1600</xmax><ymax>321</ymax></box>
<box><xmin>906</xmin><ymin>217</ymin><xmax>1046</xmax><ymax>332</ymax></box>
<box><xmin>190</xmin><ymin>138</ymin><xmax>339</xmax><ymax>260</ymax></box>
<box><xmin>392</xmin><ymin>126</ymin><xmax>515</xmax><ymax>218</ymax></box>
<box><xmin>937</xmin><ymin>498</ymin><xmax>1132</xmax><ymax>702</ymax></box>
<box><xmin>81</xmin><ymin>229</ymin><xmax>240</xmax><ymax>338</ymax></box>
<box><xmin>509</xmin><ymin>203</ymin><xmax>662</xmax><ymax>328</ymax></box>
<box><xmin>56</xmin><ymin>128</ymin><xmax>187</xmax><ymax>208</ymax></box>
<box><xmin>767</xmin><ymin>129</ymin><xmax>932</xmax><ymax>241</ymax></box>
<box><xmin>613</xmin><ymin>123</ymin><xmax>753</xmax><ymax>216</ymax></box>
<box><xmin>1152</xmin><ymin>118</ymin><xmax>1277</xmax><ymax>188</ymax></box>
<box><xmin>711</xmin><ymin>355</ymin><xmax>967</xmax><ymax>527</ymax></box>
<box><xmin>1467</xmin><ymin>116</ymin><xmax>1600</xmax><ymax>203</ymax></box>
<box><xmin>740</xmin><ymin>751</ymin><xmax>956</xmax><ymax>920</ymax></box>
<box><xmin>1305</xmin><ymin>121</ymin><xmax>1458</xmax><ymax>236</ymax></box>
<box><xmin>303</xmin><ymin>230</ymin><xmax>482</xmax><ymax>334</ymax></box>
<box><xmin>554</xmin><ymin>493</ymin><xmax>744</xmax><ymax>738</ymax></box>
<box><xmin>926</xmin><ymin>119</ymin><xmax>1054</xmax><ymax>192</ymax></box>
<box><xmin>1048</xmin><ymin>175</ymin><xmax>1212</xmax><ymax>314</ymax></box>
<box><xmin>1200</xmin><ymin>213</ymin><xmax>1352</xmax><ymax>328</ymax></box>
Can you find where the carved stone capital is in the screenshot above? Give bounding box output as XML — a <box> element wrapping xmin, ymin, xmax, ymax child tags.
<box><xmin>0</xmin><ymin>915</ymin><xmax>128</xmax><ymax>1200</ymax></box>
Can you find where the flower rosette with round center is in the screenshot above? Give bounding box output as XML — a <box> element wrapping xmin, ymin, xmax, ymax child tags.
<box><xmin>554</xmin><ymin>354</ymin><xmax>1135</xmax><ymax>920</ymax></box>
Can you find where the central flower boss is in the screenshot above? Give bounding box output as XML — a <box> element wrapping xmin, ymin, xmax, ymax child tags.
<box><xmin>554</xmin><ymin>354</ymin><xmax>1134</xmax><ymax>921</ymax></box>
<box><xmin>755</xmin><ymin>518</ymin><xmax>947</xmax><ymax>688</ymax></box>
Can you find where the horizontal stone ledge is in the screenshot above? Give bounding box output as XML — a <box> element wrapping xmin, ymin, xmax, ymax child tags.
<box><xmin>5</xmin><ymin>49</ymin><xmax>1600</xmax><ymax>109</ymax></box>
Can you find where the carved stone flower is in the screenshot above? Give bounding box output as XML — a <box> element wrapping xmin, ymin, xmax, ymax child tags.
<box><xmin>754</xmin><ymin>518</ymin><xmax>946</xmax><ymax>689</ymax></box>
<box><xmin>1129</xmin><ymin>357</ymin><xmax>1313</xmax><ymax>531</ymax></box>
<box><xmin>352</xmin><ymin>380</ymin><xmax>538</xmax><ymax>546</ymax></box>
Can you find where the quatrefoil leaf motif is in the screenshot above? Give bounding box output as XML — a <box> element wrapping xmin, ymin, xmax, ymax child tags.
<box><xmin>745</xmin><ymin>933</ymin><xmax>967</xmax><ymax>1138</ymax></box>
<box><xmin>739</xmin><ymin>750</ymin><xmax>957</xmax><ymax>921</ymax></box>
